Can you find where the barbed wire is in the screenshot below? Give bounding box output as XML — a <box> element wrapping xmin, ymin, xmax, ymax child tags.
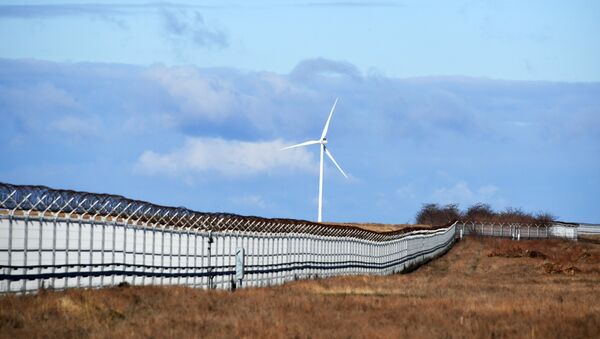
<box><xmin>456</xmin><ymin>220</ymin><xmax>576</xmax><ymax>229</ymax></box>
<box><xmin>0</xmin><ymin>182</ymin><xmax>452</xmax><ymax>241</ymax></box>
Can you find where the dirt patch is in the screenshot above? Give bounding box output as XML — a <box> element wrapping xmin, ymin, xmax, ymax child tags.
<box><xmin>488</xmin><ymin>247</ymin><xmax>547</xmax><ymax>259</ymax></box>
<box><xmin>322</xmin><ymin>222</ymin><xmax>432</xmax><ymax>233</ymax></box>
<box><xmin>542</xmin><ymin>263</ymin><xmax>582</xmax><ymax>275</ymax></box>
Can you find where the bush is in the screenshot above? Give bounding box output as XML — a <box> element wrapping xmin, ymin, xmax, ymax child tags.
<box><xmin>535</xmin><ymin>212</ymin><xmax>557</xmax><ymax>225</ymax></box>
<box><xmin>416</xmin><ymin>203</ymin><xmax>461</xmax><ymax>226</ymax></box>
<box><xmin>497</xmin><ymin>207</ymin><xmax>533</xmax><ymax>224</ymax></box>
<box><xmin>464</xmin><ymin>203</ymin><xmax>494</xmax><ymax>222</ymax></box>
<box><xmin>416</xmin><ymin>202</ymin><xmax>557</xmax><ymax>226</ymax></box>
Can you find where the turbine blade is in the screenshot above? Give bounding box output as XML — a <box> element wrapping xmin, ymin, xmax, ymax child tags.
<box><xmin>320</xmin><ymin>97</ymin><xmax>339</xmax><ymax>140</ymax></box>
<box><xmin>281</xmin><ymin>140</ymin><xmax>321</xmax><ymax>150</ymax></box>
<box><xmin>324</xmin><ymin>147</ymin><xmax>348</xmax><ymax>178</ymax></box>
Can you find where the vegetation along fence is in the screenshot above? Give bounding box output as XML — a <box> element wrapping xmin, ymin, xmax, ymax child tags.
<box><xmin>0</xmin><ymin>183</ymin><xmax>456</xmax><ymax>294</ymax></box>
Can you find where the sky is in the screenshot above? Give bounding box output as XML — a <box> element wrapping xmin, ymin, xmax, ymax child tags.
<box><xmin>0</xmin><ymin>1</ymin><xmax>599</xmax><ymax>224</ymax></box>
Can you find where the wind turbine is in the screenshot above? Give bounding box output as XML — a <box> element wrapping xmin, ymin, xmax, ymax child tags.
<box><xmin>282</xmin><ymin>98</ymin><xmax>348</xmax><ymax>222</ymax></box>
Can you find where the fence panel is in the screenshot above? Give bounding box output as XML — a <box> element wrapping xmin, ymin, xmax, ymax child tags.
<box><xmin>576</xmin><ymin>223</ymin><xmax>600</xmax><ymax>236</ymax></box>
<box><xmin>456</xmin><ymin>222</ymin><xmax>577</xmax><ymax>240</ymax></box>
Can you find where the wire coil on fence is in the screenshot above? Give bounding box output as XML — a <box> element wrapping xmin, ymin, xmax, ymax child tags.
<box><xmin>0</xmin><ymin>182</ymin><xmax>447</xmax><ymax>241</ymax></box>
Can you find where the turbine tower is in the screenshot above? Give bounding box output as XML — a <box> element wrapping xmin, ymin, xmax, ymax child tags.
<box><xmin>282</xmin><ymin>98</ymin><xmax>348</xmax><ymax>222</ymax></box>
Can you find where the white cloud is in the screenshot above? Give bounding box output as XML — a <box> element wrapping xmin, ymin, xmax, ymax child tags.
<box><xmin>144</xmin><ymin>65</ymin><xmax>238</xmax><ymax>120</ymax></box>
<box><xmin>135</xmin><ymin>137</ymin><xmax>316</xmax><ymax>177</ymax></box>
<box><xmin>142</xmin><ymin>64</ymin><xmax>316</xmax><ymax>136</ymax></box>
<box><xmin>160</xmin><ymin>10</ymin><xmax>229</xmax><ymax>49</ymax></box>
<box><xmin>433</xmin><ymin>181</ymin><xmax>500</xmax><ymax>206</ymax></box>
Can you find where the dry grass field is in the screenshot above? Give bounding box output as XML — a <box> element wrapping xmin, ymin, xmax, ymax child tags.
<box><xmin>1</xmin><ymin>237</ymin><xmax>599</xmax><ymax>339</ymax></box>
<box><xmin>324</xmin><ymin>221</ymin><xmax>433</xmax><ymax>232</ymax></box>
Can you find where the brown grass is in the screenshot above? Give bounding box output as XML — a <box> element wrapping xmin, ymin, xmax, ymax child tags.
<box><xmin>1</xmin><ymin>237</ymin><xmax>599</xmax><ymax>339</ymax></box>
<box><xmin>323</xmin><ymin>222</ymin><xmax>432</xmax><ymax>232</ymax></box>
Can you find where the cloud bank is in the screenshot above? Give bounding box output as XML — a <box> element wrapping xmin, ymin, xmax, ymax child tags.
<box><xmin>135</xmin><ymin>137</ymin><xmax>316</xmax><ymax>177</ymax></box>
<box><xmin>0</xmin><ymin>58</ymin><xmax>599</xmax><ymax>223</ymax></box>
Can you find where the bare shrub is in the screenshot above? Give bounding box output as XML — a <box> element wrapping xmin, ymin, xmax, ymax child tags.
<box><xmin>497</xmin><ymin>207</ymin><xmax>534</xmax><ymax>224</ymax></box>
<box><xmin>464</xmin><ymin>203</ymin><xmax>494</xmax><ymax>222</ymax></box>
<box><xmin>416</xmin><ymin>203</ymin><xmax>461</xmax><ymax>226</ymax></box>
<box><xmin>420</xmin><ymin>202</ymin><xmax>557</xmax><ymax>226</ymax></box>
<box><xmin>535</xmin><ymin>212</ymin><xmax>557</xmax><ymax>225</ymax></box>
<box><xmin>493</xmin><ymin>207</ymin><xmax>556</xmax><ymax>225</ymax></box>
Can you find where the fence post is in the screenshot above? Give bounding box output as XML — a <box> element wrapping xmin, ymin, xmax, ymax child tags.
<box><xmin>207</xmin><ymin>230</ymin><xmax>213</xmax><ymax>289</ymax></box>
<box><xmin>169</xmin><ymin>226</ymin><xmax>174</xmax><ymax>286</ymax></box>
<box><xmin>37</xmin><ymin>211</ymin><xmax>44</xmax><ymax>290</ymax></box>
<box><xmin>89</xmin><ymin>203</ymin><xmax>107</xmax><ymax>288</ymax></box>
<box><xmin>7</xmin><ymin>209</ymin><xmax>13</xmax><ymax>293</ymax></box>
<box><xmin>111</xmin><ymin>218</ymin><xmax>117</xmax><ymax>286</ymax></box>
<box><xmin>22</xmin><ymin>210</ymin><xmax>29</xmax><ymax>294</ymax></box>
<box><xmin>77</xmin><ymin>211</ymin><xmax>82</xmax><ymax>289</ymax></box>
<box><xmin>280</xmin><ymin>233</ymin><xmax>285</xmax><ymax>284</ymax></box>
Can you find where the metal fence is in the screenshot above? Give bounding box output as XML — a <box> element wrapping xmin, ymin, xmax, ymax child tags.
<box><xmin>577</xmin><ymin>223</ymin><xmax>600</xmax><ymax>236</ymax></box>
<box><xmin>0</xmin><ymin>183</ymin><xmax>457</xmax><ymax>294</ymax></box>
<box><xmin>456</xmin><ymin>221</ymin><xmax>578</xmax><ymax>240</ymax></box>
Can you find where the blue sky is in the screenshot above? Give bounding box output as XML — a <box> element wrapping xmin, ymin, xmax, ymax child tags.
<box><xmin>0</xmin><ymin>1</ymin><xmax>599</xmax><ymax>223</ymax></box>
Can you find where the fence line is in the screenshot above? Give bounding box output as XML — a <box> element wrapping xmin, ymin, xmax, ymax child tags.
<box><xmin>577</xmin><ymin>223</ymin><xmax>600</xmax><ymax>236</ymax></box>
<box><xmin>2</xmin><ymin>183</ymin><xmax>585</xmax><ymax>294</ymax></box>
<box><xmin>455</xmin><ymin>221</ymin><xmax>578</xmax><ymax>240</ymax></box>
<box><xmin>0</xmin><ymin>183</ymin><xmax>456</xmax><ymax>294</ymax></box>
<box><xmin>0</xmin><ymin>183</ymin><xmax>442</xmax><ymax>241</ymax></box>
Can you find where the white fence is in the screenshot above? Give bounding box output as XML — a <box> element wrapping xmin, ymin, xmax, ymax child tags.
<box><xmin>456</xmin><ymin>222</ymin><xmax>578</xmax><ymax>240</ymax></box>
<box><xmin>2</xmin><ymin>183</ymin><xmax>587</xmax><ymax>295</ymax></box>
<box><xmin>577</xmin><ymin>223</ymin><xmax>600</xmax><ymax>235</ymax></box>
<box><xmin>0</xmin><ymin>183</ymin><xmax>457</xmax><ymax>294</ymax></box>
